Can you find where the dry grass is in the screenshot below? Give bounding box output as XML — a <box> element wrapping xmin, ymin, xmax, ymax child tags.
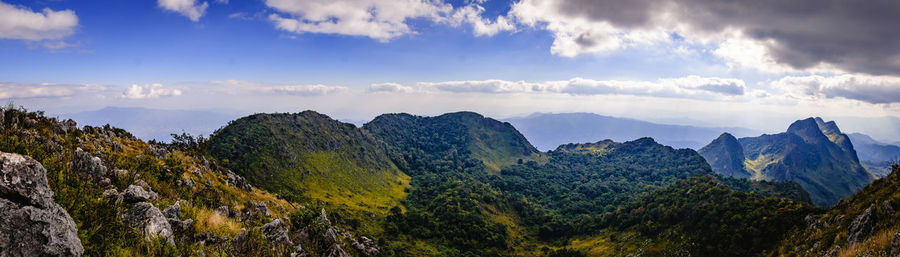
<box><xmin>837</xmin><ymin>227</ymin><xmax>900</xmax><ymax>257</ymax></box>
<box><xmin>194</xmin><ymin>208</ymin><xmax>242</xmax><ymax>236</ymax></box>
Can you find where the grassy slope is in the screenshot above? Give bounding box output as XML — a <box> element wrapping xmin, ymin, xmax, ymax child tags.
<box><xmin>207</xmin><ymin>111</ymin><xmax>409</xmax><ymax>216</ymax></box>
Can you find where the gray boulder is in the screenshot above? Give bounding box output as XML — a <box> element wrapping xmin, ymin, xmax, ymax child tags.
<box><xmin>848</xmin><ymin>205</ymin><xmax>876</xmax><ymax>244</ymax></box>
<box><xmin>121</xmin><ymin>184</ymin><xmax>158</xmax><ymax>203</ymax></box>
<box><xmin>71</xmin><ymin>148</ymin><xmax>112</xmax><ymax>188</ymax></box>
<box><xmin>122</xmin><ymin>202</ymin><xmax>174</xmax><ymax>245</ymax></box>
<box><xmin>0</xmin><ymin>152</ymin><xmax>84</xmax><ymax>256</ymax></box>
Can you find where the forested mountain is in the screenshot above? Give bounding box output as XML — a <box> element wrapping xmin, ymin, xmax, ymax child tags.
<box><xmin>365</xmin><ymin>112</ymin><xmax>543</xmax><ymax>172</ymax></box>
<box><xmin>700</xmin><ymin>117</ymin><xmax>874</xmax><ymax>207</ymax></box>
<box><xmin>505</xmin><ymin>112</ymin><xmax>761</xmax><ymax>150</ymax></box>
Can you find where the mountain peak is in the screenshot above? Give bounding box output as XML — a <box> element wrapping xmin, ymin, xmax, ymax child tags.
<box><xmin>715</xmin><ymin>132</ymin><xmax>737</xmax><ymax>142</ymax></box>
<box><xmin>699</xmin><ymin>132</ymin><xmax>750</xmax><ymax>179</ymax></box>
<box><xmin>787</xmin><ymin>118</ymin><xmax>829</xmax><ymax>143</ymax></box>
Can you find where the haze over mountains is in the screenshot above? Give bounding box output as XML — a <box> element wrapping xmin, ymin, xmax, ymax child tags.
<box><xmin>60</xmin><ymin>107</ymin><xmax>241</xmax><ymax>142</ymax></box>
<box><xmin>506</xmin><ymin>112</ymin><xmax>764</xmax><ymax>150</ymax></box>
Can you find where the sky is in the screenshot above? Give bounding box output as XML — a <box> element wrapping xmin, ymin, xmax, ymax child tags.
<box><xmin>1</xmin><ymin>0</ymin><xmax>900</xmax><ymax>136</ymax></box>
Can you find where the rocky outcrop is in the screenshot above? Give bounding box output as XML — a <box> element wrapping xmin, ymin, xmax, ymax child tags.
<box><xmin>0</xmin><ymin>151</ymin><xmax>84</xmax><ymax>256</ymax></box>
<box><xmin>224</xmin><ymin>170</ymin><xmax>252</xmax><ymax>191</ymax></box>
<box><xmin>848</xmin><ymin>205</ymin><xmax>876</xmax><ymax>244</ymax></box>
<box><xmin>252</xmin><ymin>201</ymin><xmax>270</xmax><ymax>217</ymax></box>
<box><xmin>233</xmin><ymin>218</ymin><xmax>305</xmax><ymax>256</ymax></box>
<box><xmin>350</xmin><ymin>236</ymin><xmax>379</xmax><ymax>256</ymax></box>
<box><xmin>163</xmin><ymin>201</ymin><xmax>194</xmax><ymax>236</ymax></box>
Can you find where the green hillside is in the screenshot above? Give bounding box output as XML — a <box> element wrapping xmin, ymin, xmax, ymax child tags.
<box><xmin>206</xmin><ymin>111</ymin><xmax>409</xmax><ymax>214</ymax></box>
<box><xmin>701</xmin><ymin>117</ymin><xmax>873</xmax><ymax>206</ymax></box>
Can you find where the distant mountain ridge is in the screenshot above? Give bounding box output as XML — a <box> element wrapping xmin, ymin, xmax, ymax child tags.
<box><xmin>847</xmin><ymin>132</ymin><xmax>900</xmax><ymax>177</ymax></box>
<box><xmin>699</xmin><ymin>117</ymin><xmax>874</xmax><ymax>207</ymax></box>
<box><xmin>505</xmin><ymin>112</ymin><xmax>762</xmax><ymax>151</ymax></box>
<box><xmin>62</xmin><ymin>107</ymin><xmax>239</xmax><ymax>142</ymax></box>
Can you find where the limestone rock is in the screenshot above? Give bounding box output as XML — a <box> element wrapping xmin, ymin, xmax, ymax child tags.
<box><xmin>121</xmin><ymin>184</ymin><xmax>157</xmax><ymax>203</ymax></box>
<box><xmin>0</xmin><ymin>152</ymin><xmax>84</xmax><ymax>256</ymax></box>
<box><xmin>163</xmin><ymin>201</ymin><xmax>183</xmax><ymax>220</ymax></box>
<box><xmin>122</xmin><ymin>202</ymin><xmax>174</xmax><ymax>244</ymax></box>
<box><xmin>71</xmin><ymin>148</ymin><xmax>112</xmax><ymax>188</ymax></box>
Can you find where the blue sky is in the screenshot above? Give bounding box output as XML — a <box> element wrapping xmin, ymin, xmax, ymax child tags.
<box><xmin>1</xmin><ymin>0</ymin><xmax>899</xmax><ymax>135</ymax></box>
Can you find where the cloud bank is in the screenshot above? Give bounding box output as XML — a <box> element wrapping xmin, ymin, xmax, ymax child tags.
<box><xmin>0</xmin><ymin>82</ymin><xmax>104</xmax><ymax>99</ymax></box>
<box><xmin>417</xmin><ymin>75</ymin><xmax>746</xmax><ymax>100</ymax></box>
<box><xmin>772</xmin><ymin>74</ymin><xmax>900</xmax><ymax>104</ymax></box>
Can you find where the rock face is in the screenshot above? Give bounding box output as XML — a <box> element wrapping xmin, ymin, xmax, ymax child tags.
<box><xmin>847</xmin><ymin>205</ymin><xmax>876</xmax><ymax>244</ymax></box>
<box><xmin>0</xmin><ymin>152</ymin><xmax>84</xmax><ymax>256</ymax></box>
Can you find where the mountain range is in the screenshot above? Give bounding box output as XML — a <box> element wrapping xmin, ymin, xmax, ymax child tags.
<box><xmin>699</xmin><ymin>117</ymin><xmax>874</xmax><ymax>207</ymax></box>
<box><xmin>3</xmin><ymin>106</ymin><xmax>898</xmax><ymax>256</ymax></box>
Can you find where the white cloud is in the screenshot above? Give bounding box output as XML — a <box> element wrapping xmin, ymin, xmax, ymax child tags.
<box><xmin>418</xmin><ymin>75</ymin><xmax>745</xmax><ymax>100</ymax></box>
<box><xmin>121</xmin><ymin>84</ymin><xmax>183</xmax><ymax>99</ymax></box>
<box><xmin>265</xmin><ymin>0</ymin><xmax>453</xmax><ymax>41</ymax></box>
<box><xmin>209</xmin><ymin>80</ymin><xmax>348</xmax><ymax>96</ymax></box>
<box><xmin>158</xmin><ymin>0</ymin><xmax>209</xmax><ymax>22</ymax></box>
<box><xmin>369</xmin><ymin>83</ymin><xmax>414</xmax><ymax>93</ymax></box>
<box><xmin>0</xmin><ymin>82</ymin><xmax>104</xmax><ymax>98</ymax></box>
<box><xmin>0</xmin><ymin>1</ymin><xmax>78</xmax><ymax>41</ymax></box>
<box><xmin>449</xmin><ymin>4</ymin><xmax>515</xmax><ymax>36</ymax></box>
<box><xmin>771</xmin><ymin>74</ymin><xmax>900</xmax><ymax>104</ymax></box>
